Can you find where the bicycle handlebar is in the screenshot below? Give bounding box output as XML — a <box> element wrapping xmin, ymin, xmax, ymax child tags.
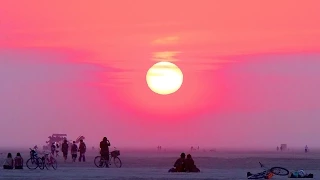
<box><xmin>259</xmin><ymin>162</ymin><xmax>263</xmax><ymax>167</ymax></box>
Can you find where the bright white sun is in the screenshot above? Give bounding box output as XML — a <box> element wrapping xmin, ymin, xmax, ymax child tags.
<box><xmin>146</xmin><ymin>61</ymin><xmax>183</xmax><ymax>95</ymax></box>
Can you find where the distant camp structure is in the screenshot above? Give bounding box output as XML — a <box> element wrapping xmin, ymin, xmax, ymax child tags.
<box><xmin>279</xmin><ymin>144</ymin><xmax>287</xmax><ymax>151</ymax></box>
<box><xmin>190</xmin><ymin>146</ymin><xmax>200</xmax><ymax>151</ymax></box>
<box><xmin>43</xmin><ymin>134</ymin><xmax>85</xmax><ymax>151</ymax></box>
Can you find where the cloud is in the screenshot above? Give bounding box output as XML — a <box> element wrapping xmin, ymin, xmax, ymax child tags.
<box><xmin>2</xmin><ymin>1</ymin><xmax>320</xmax><ymax>60</ymax></box>
<box><xmin>0</xmin><ymin>48</ymin><xmax>131</xmax><ymax>146</ymax></box>
<box><xmin>0</xmin><ymin>48</ymin><xmax>129</xmax><ymax>89</ymax></box>
<box><xmin>225</xmin><ymin>53</ymin><xmax>320</xmax><ymax>76</ymax></box>
<box><xmin>213</xmin><ymin>53</ymin><xmax>320</xmax><ymax>113</ymax></box>
<box><xmin>152</xmin><ymin>51</ymin><xmax>181</xmax><ymax>62</ymax></box>
<box><xmin>151</xmin><ymin>36</ymin><xmax>180</xmax><ymax>45</ymax></box>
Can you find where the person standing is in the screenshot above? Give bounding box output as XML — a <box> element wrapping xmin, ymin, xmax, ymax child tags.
<box><xmin>61</xmin><ymin>140</ymin><xmax>69</xmax><ymax>162</ymax></box>
<box><xmin>71</xmin><ymin>141</ymin><xmax>78</xmax><ymax>162</ymax></box>
<box><xmin>51</xmin><ymin>143</ymin><xmax>56</xmax><ymax>156</ymax></box>
<box><xmin>99</xmin><ymin>137</ymin><xmax>111</xmax><ymax>167</ymax></box>
<box><xmin>55</xmin><ymin>143</ymin><xmax>60</xmax><ymax>157</ymax></box>
<box><xmin>78</xmin><ymin>139</ymin><xmax>86</xmax><ymax>162</ymax></box>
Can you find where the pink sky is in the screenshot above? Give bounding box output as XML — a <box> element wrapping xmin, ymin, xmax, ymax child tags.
<box><xmin>1</xmin><ymin>0</ymin><xmax>320</xmax><ymax>149</ymax></box>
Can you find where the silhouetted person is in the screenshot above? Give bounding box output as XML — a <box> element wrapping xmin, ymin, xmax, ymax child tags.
<box><xmin>185</xmin><ymin>154</ymin><xmax>200</xmax><ymax>172</ymax></box>
<box><xmin>168</xmin><ymin>153</ymin><xmax>186</xmax><ymax>172</ymax></box>
<box><xmin>62</xmin><ymin>139</ymin><xmax>69</xmax><ymax>162</ymax></box>
<box><xmin>305</xmin><ymin>145</ymin><xmax>309</xmax><ymax>153</ymax></box>
<box><xmin>3</xmin><ymin>153</ymin><xmax>13</xmax><ymax>169</ymax></box>
<box><xmin>99</xmin><ymin>137</ymin><xmax>111</xmax><ymax>167</ymax></box>
<box><xmin>14</xmin><ymin>153</ymin><xmax>23</xmax><ymax>169</ymax></box>
<box><xmin>55</xmin><ymin>143</ymin><xmax>60</xmax><ymax>157</ymax></box>
<box><xmin>51</xmin><ymin>142</ymin><xmax>56</xmax><ymax>155</ymax></box>
<box><xmin>71</xmin><ymin>141</ymin><xmax>78</xmax><ymax>162</ymax></box>
<box><xmin>277</xmin><ymin>146</ymin><xmax>279</xmax><ymax>151</ymax></box>
<box><xmin>78</xmin><ymin>139</ymin><xmax>86</xmax><ymax>162</ymax></box>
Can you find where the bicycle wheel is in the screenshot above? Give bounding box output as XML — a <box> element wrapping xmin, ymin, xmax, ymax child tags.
<box><xmin>270</xmin><ymin>167</ymin><xmax>289</xmax><ymax>176</ymax></box>
<box><xmin>26</xmin><ymin>158</ymin><xmax>41</xmax><ymax>170</ymax></box>
<box><xmin>45</xmin><ymin>157</ymin><xmax>57</xmax><ymax>170</ymax></box>
<box><xmin>38</xmin><ymin>158</ymin><xmax>44</xmax><ymax>170</ymax></box>
<box><xmin>113</xmin><ymin>157</ymin><xmax>122</xmax><ymax>168</ymax></box>
<box><xmin>94</xmin><ymin>156</ymin><xmax>105</xmax><ymax>168</ymax></box>
<box><xmin>51</xmin><ymin>158</ymin><xmax>58</xmax><ymax>170</ymax></box>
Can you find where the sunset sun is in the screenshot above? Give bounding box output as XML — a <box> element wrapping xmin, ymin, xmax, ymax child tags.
<box><xmin>146</xmin><ymin>62</ymin><xmax>183</xmax><ymax>95</ymax></box>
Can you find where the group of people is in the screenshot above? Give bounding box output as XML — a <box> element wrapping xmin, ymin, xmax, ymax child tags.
<box><xmin>168</xmin><ymin>153</ymin><xmax>200</xmax><ymax>173</ymax></box>
<box><xmin>276</xmin><ymin>145</ymin><xmax>310</xmax><ymax>153</ymax></box>
<box><xmin>50</xmin><ymin>137</ymin><xmax>109</xmax><ymax>164</ymax></box>
<box><xmin>51</xmin><ymin>139</ymin><xmax>87</xmax><ymax>162</ymax></box>
<box><xmin>3</xmin><ymin>153</ymin><xmax>23</xmax><ymax>169</ymax></box>
<box><xmin>3</xmin><ymin>137</ymin><xmax>202</xmax><ymax>173</ymax></box>
<box><xmin>53</xmin><ymin>137</ymin><xmax>111</xmax><ymax>165</ymax></box>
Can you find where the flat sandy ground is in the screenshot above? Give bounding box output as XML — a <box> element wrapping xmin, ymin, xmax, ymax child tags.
<box><xmin>0</xmin><ymin>149</ymin><xmax>319</xmax><ymax>180</ymax></box>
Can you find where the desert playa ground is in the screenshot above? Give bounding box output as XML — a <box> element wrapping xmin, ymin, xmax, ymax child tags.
<box><xmin>0</xmin><ymin>148</ymin><xmax>319</xmax><ymax>180</ymax></box>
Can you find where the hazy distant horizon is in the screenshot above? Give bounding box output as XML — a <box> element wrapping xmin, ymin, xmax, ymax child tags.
<box><xmin>0</xmin><ymin>143</ymin><xmax>316</xmax><ymax>152</ymax></box>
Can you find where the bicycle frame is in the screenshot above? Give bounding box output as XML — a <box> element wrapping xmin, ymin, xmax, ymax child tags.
<box><xmin>259</xmin><ymin>162</ymin><xmax>270</xmax><ymax>171</ymax></box>
<box><xmin>102</xmin><ymin>148</ymin><xmax>118</xmax><ymax>163</ymax></box>
<box><xmin>247</xmin><ymin>162</ymin><xmax>274</xmax><ymax>179</ymax></box>
<box><xmin>43</xmin><ymin>153</ymin><xmax>53</xmax><ymax>164</ymax></box>
<box><xmin>100</xmin><ymin>153</ymin><xmax>113</xmax><ymax>165</ymax></box>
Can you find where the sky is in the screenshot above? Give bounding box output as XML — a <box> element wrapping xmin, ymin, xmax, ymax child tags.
<box><xmin>1</xmin><ymin>0</ymin><xmax>320</xmax><ymax>149</ymax></box>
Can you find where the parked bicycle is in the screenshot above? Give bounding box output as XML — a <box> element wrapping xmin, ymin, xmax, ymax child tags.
<box><xmin>94</xmin><ymin>149</ymin><xmax>122</xmax><ymax>168</ymax></box>
<box><xmin>26</xmin><ymin>148</ymin><xmax>44</xmax><ymax>170</ymax></box>
<box><xmin>42</xmin><ymin>152</ymin><xmax>58</xmax><ymax>170</ymax></box>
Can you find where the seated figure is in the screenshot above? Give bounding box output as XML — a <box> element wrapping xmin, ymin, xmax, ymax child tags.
<box><xmin>14</xmin><ymin>153</ymin><xmax>23</xmax><ymax>169</ymax></box>
<box><xmin>168</xmin><ymin>153</ymin><xmax>186</xmax><ymax>172</ymax></box>
<box><xmin>184</xmin><ymin>154</ymin><xmax>200</xmax><ymax>172</ymax></box>
<box><xmin>3</xmin><ymin>153</ymin><xmax>13</xmax><ymax>169</ymax></box>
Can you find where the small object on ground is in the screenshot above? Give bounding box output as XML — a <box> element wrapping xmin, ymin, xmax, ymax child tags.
<box><xmin>289</xmin><ymin>170</ymin><xmax>314</xmax><ymax>178</ymax></box>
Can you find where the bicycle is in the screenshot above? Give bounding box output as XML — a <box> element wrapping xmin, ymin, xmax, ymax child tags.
<box><xmin>94</xmin><ymin>149</ymin><xmax>122</xmax><ymax>168</ymax></box>
<box><xmin>247</xmin><ymin>162</ymin><xmax>289</xmax><ymax>179</ymax></box>
<box><xmin>26</xmin><ymin>148</ymin><xmax>44</xmax><ymax>170</ymax></box>
<box><xmin>41</xmin><ymin>152</ymin><xmax>58</xmax><ymax>170</ymax></box>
